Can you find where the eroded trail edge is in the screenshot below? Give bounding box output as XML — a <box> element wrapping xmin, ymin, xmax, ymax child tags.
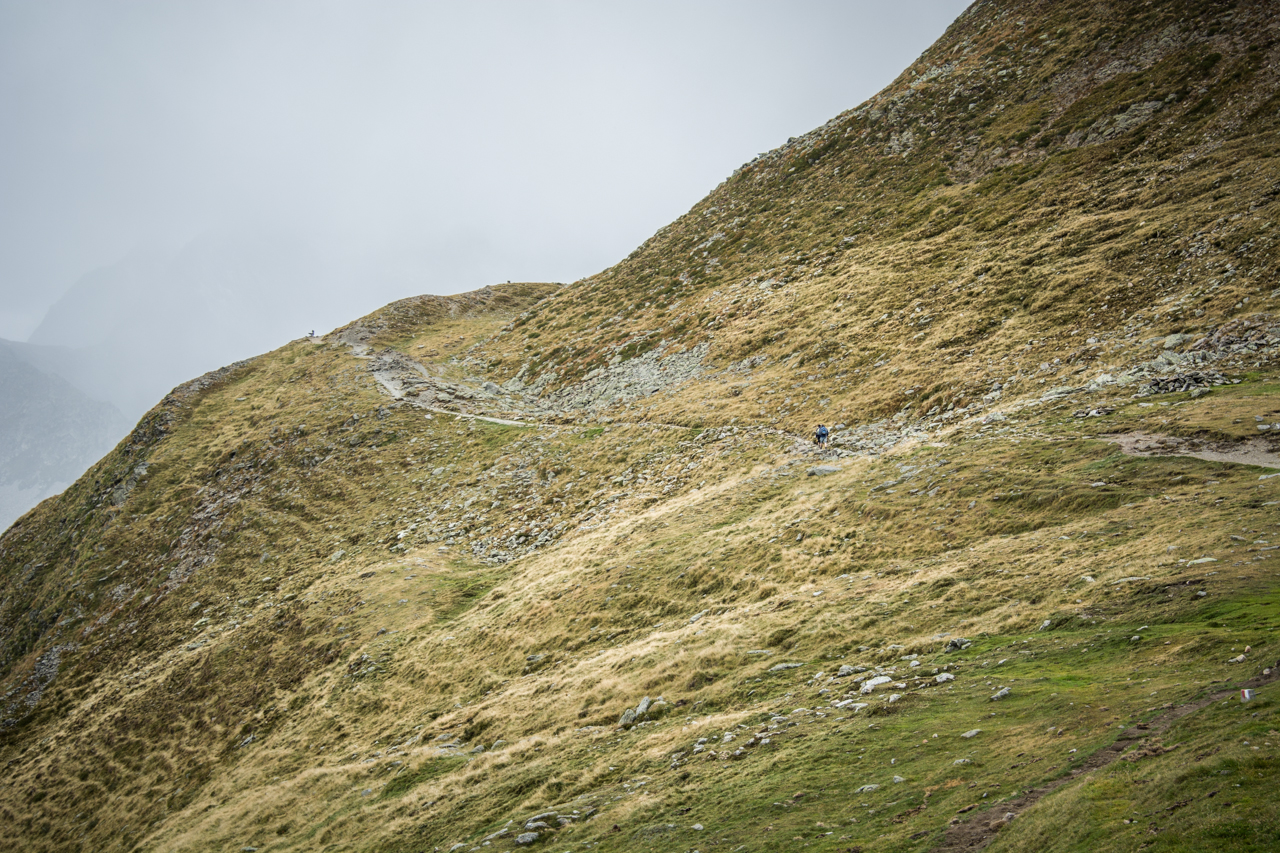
<box><xmin>1102</xmin><ymin>431</ymin><xmax>1280</xmax><ymax>470</ymax></box>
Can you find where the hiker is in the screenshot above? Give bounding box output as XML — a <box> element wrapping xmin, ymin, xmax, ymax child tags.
<box><xmin>815</xmin><ymin>424</ymin><xmax>829</xmax><ymax>448</ymax></box>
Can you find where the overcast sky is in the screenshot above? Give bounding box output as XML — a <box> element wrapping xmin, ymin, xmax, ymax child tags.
<box><xmin>0</xmin><ymin>0</ymin><xmax>966</xmax><ymax>342</ymax></box>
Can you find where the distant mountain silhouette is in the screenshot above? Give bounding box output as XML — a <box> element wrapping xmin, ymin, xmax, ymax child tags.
<box><xmin>0</xmin><ymin>342</ymin><xmax>128</xmax><ymax>529</ymax></box>
<box><xmin>26</xmin><ymin>230</ymin><xmax>356</xmax><ymax>419</ymax></box>
<box><xmin>3</xmin><ymin>229</ymin><xmax>378</xmax><ymax>528</ymax></box>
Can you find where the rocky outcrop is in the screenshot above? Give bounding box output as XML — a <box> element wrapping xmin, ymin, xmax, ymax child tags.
<box><xmin>522</xmin><ymin>342</ymin><xmax>711</xmax><ymax>414</ymax></box>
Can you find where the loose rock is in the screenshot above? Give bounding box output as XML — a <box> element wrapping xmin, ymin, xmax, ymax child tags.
<box><xmin>861</xmin><ymin>675</ymin><xmax>893</xmax><ymax>694</ymax></box>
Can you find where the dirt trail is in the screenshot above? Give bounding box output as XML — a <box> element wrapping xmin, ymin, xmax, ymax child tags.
<box><xmin>415</xmin><ymin>407</ymin><xmax>538</xmax><ymax>427</ymax></box>
<box><xmin>930</xmin><ymin>664</ymin><xmax>1280</xmax><ymax>852</ymax></box>
<box><xmin>337</xmin><ymin>331</ymin><xmax>861</xmax><ymax>456</ymax></box>
<box><xmin>1102</xmin><ymin>431</ymin><xmax>1280</xmax><ymax>470</ymax></box>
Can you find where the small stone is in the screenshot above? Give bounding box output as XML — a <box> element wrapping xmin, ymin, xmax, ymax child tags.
<box><xmin>855</xmin><ymin>784</ymin><xmax>880</xmax><ymax>794</ymax></box>
<box><xmin>962</xmin><ymin>729</ymin><xmax>982</xmax><ymax>739</ymax></box>
<box><xmin>515</xmin><ymin>832</ymin><xmax>539</xmax><ymax>845</ymax></box>
<box><xmin>990</xmin><ymin>687</ymin><xmax>1011</xmax><ymax>701</ymax></box>
<box><xmin>770</xmin><ymin>662</ymin><xmax>804</xmax><ymax>672</ymax></box>
<box><xmin>692</xmin><ymin>824</ymin><xmax>704</xmax><ymax>830</ymax></box>
<box><xmin>893</xmin><ymin>775</ymin><xmax>905</xmax><ymax>783</ymax></box>
<box><xmin>954</xmin><ymin>758</ymin><xmax>972</xmax><ymax>765</ymax></box>
<box><xmin>935</xmin><ymin>672</ymin><xmax>955</xmax><ymax>683</ymax></box>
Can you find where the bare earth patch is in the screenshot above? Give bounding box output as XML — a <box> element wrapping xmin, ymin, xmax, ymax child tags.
<box><xmin>1101</xmin><ymin>432</ymin><xmax>1280</xmax><ymax>470</ymax></box>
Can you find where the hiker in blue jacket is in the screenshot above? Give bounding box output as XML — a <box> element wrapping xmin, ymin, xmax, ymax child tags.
<box><xmin>815</xmin><ymin>424</ymin><xmax>829</xmax><ymax>448</ymax></box>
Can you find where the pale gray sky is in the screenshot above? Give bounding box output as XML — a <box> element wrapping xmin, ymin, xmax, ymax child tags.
<box><xmin>0</xmin><ymin>0</ymin><xmax>967</xmax><ymax>341</ymax></box>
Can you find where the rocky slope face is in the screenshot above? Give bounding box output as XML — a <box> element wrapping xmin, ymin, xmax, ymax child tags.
<box><xmin>1</xmin><ymin>2</ymin><xmax>1279</xmax><ymax>852</ymax></box>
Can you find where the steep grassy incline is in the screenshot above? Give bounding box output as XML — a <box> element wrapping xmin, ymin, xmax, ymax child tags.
<box><xmin>3</xmin><ymin>307</ymin><xmax>1276</xmax><ymax>853</ymax></box>
<box><xmin>1</xmin><ymin>1</ymin><xmax>1279</xmax><ymax>852</ymax></box>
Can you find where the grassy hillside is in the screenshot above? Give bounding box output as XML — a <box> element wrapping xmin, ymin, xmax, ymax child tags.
<box><xmin>2</xmin><ymin>1</ymin><xmax>1279</xmax><ymax>852</ymax></box>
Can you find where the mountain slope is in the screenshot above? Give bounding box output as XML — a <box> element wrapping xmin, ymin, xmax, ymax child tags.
<box><xmin>447</xmin><ymin>0</ymin><xmax>1280</xmax><ymax>436</ymax></box>
<box><xmin>2</xmin><ymin>2</ymin><xmax>1279</xmax><ymax>852</ymax></box>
